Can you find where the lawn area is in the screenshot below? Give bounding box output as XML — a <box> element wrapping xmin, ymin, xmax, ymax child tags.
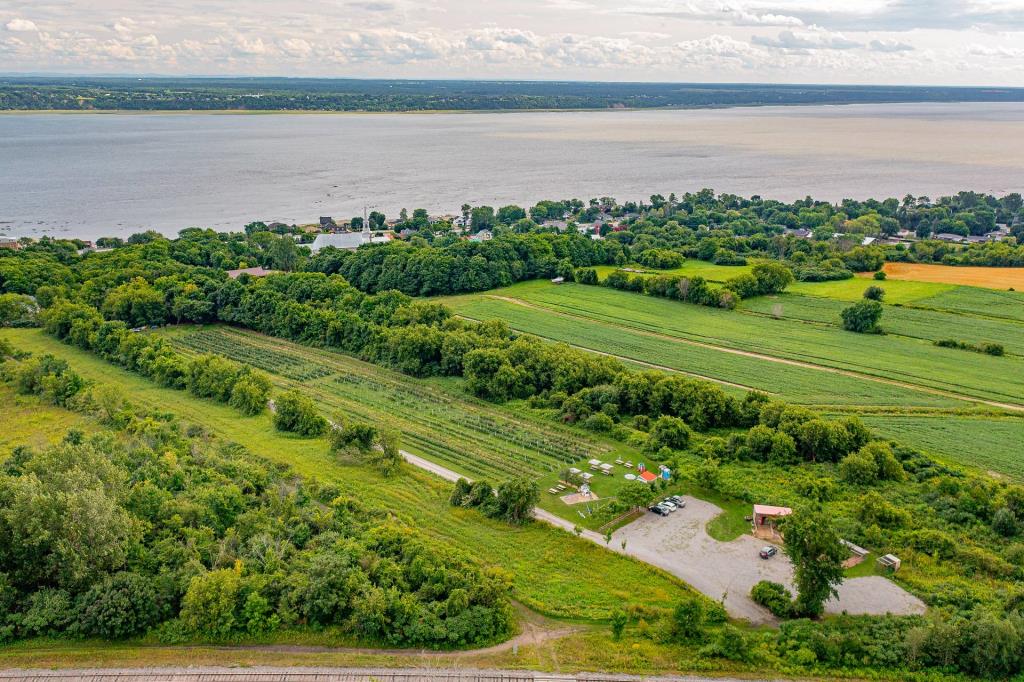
<box><xmin>1</xmin><ymin>328</ymin><xmax>693</xmax><ymax>621</ymax></box>
<box><xmin>452</xmin><ymin>281</ymin><xmax>1024</xmax><ymax>408</ymax></box>
<box><xmin>592</xmin><ymin>259</ymin><xmax>754</xmax><ymax>283</ymax></box>
<box><xmin>0</xmin><ymin>385</ymin><xmax>96</xmax><ymax>456</ymax></box>
<box><xmin>789</xmin><ymin>276</ymin><xmax>952</xmax><ymax>304</ymax></box>
<box><xmin>862</xmin><ymin>414</ymin><xmax>1024</xmax><ymax>480</ymax></box>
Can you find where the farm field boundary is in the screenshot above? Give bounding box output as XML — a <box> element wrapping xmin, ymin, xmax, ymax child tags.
<box><xmin>471</xmin><ymin>293</ymin><xmax>1024</xmax><ymax>413</ymax></box>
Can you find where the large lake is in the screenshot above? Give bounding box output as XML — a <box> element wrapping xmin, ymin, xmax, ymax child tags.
<box><xmin>2</xmin><ymin>103</ymin><xmax>1023</xmax><ymax>240</ymax></box>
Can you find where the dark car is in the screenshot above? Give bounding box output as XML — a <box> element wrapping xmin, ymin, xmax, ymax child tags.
<box><xmin>759</xmin><ymin>545</ymin><xmax>778</xmax><ymax>559</ymax></box>
<box><xmin>649</xmin><ymin>504</ymin><xmax>670</xmax><ymax>516</ymax></box>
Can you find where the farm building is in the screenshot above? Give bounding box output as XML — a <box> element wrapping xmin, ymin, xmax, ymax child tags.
<box><xmin>752</xmin><ymin>504</ymin><xmax>792</xmax><ymax>540</ymax></box>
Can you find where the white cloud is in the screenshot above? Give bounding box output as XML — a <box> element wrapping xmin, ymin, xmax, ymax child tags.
<box><xmin>5</xmin><ymin>18</ymin><xmax>38</xmax><ymax>32</ymax></box>
<box><xmin>869</xmin><ymin>39</ymin><xmax>914</xmax><ymax>53</ymax></box>
<box><xmin>0</xmin><ymin>0</ymin><xmax>1021</xmax><ymax>84</ymax></box>
<box><xmin>753</xmin><ymin>27</ymin><xmax>862</xmax><ymax>51</ymax></box>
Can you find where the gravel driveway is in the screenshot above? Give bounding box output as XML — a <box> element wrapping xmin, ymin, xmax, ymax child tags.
<box><xmin>610</xmin><ymin>496</ymin><xmax>926</xmax><ymax>624</ymax></box>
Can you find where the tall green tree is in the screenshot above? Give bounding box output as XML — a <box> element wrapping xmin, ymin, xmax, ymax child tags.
<box><xmin>781</xmin><ymin>506</ymin><xmax>846</xmax><ymax>617</ymax></box>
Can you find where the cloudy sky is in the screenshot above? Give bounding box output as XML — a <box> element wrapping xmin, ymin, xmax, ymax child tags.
<box><xmin>2</xmin><ymin>0</ymin><xmax>1024</xmax><ymax>84</ymax></box>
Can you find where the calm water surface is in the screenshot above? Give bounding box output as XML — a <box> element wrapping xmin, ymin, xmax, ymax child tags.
<box><xmin>1</xmin><ymin>103</ymin><xmax>1023</xmax><ymax>239</ymax></box>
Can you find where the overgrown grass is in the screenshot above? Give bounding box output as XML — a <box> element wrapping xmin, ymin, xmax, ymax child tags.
<box><xmin>0</xmin><ymin>385</ymin><xmax>95</xmax><ymax>456</ymax></box>
<box><xmin>1</xmin><ymin>328</ymin><xmax>693</xmax><ymax>621</ymax></box>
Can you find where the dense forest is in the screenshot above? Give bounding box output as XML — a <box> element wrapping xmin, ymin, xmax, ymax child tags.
<box><xmin>3</xmin><ymin>200</ymin><xmax>1024</xmax><ymax>676</ymax></box>
<box><xmin>4</xmin><ymin>77</ymin><xmax>1024</xmax><ymax>111</ymax></box>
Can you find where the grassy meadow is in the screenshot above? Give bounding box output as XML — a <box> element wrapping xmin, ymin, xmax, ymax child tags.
<box><xmin>0</xmin><ymin>327</ymin><xmax>694</xmax><ymax>621</ymax></box>
<box><xmin>0</xmin><ymin>385</ymin><xmax>96</xmax><ymax>455</ymax></box>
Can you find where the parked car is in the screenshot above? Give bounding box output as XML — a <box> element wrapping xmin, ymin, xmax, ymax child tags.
<box><xmin>759</xmin><ymin>545</ymin><xmax>778</xmax><ymax>559</ymax></box>
<box><xmin>649</xmin><ymin>504</ymin><xmax>670</xmax><ymax>516</ymax></box>
<box><xmin>661</xmin><ymin>500</ymin><xmax>678</xmax><ymax>511</ymax></box>
<box><xmin>668</xmin><ymin>495</ymin><xmax>686</xmax><ymax>507</ymax></box>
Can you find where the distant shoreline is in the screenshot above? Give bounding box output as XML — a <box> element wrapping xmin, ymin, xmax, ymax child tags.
<box><xmin>4</xmin><ymin>100</ymin><xmax>1024</xmax><ymax>116</ymax></box>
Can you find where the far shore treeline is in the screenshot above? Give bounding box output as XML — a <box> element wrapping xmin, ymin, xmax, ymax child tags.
<box><xmin>4</xmin><ymin>77</ymin><xmax>1024</xmax><ymax>112</ymax></box>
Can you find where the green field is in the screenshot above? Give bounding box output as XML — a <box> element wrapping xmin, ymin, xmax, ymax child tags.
<box><xmin>592</xmin><ymin>259</ymin><xmax>754</xmax><ymax>282</ymax></box>
<box><xmin>914</xmin><ymin>286</ymin><xmax>1024</xmax><ymax>322</ymax></box>
<box><xmin>789</xmin><ymin>277</ymin><xmax>953</xmax><ymax>304</ymax></box>
<box><xmin>740</xmin><ymin>293</ymin><xmax>1024</xmax><ymax>356</ymax></box>
<box><xmin>863</xmin><ymin>414</ymin><xmax>1024</xmax><ymax>479</ymax></box>
<box><xmin>447</xmin><ymin>281</ymin><xmax>1024</xmax><ymax>409</ymax></box>
<box><xmin>0</xmin><ymin>328</ymin><xmax>693</xmax><ymax>621</ymax></box>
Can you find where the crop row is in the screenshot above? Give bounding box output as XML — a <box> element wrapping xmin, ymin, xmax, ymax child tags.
<box><xmin>170</xmin><ymin>327</ymin><xmax>609</xmax><ymax>480</ymax></box>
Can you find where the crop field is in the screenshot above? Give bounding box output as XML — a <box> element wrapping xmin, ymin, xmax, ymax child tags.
<box><xmin>740</xmin><ymin>293</ymin><xmax>1024</xmax><ymax>356</ymax></box>
<box><xmin>450</xmin><ymin>282</ymin><xmax>1024</xmax><ymax>408</ymax></box>
<box><xmin>452</xmin><ymin>296</ymin><xmax>967</xmax><ymax>409</ymax></box>
<box><xmin>166</xmin><ymin>326</ymin><xmax>622</xmax><ymax>481</ymax></box>
<box><xmin>881</xmin><ymin>262</ymin><xmax>1024</xmax><ymax>289</ymax></box>
<box><xmin>914</xmin><ymin>286</ymin><xmax>1024</xmax><ymax>322</ymax></box>
<box><xmin>862</xmin><ymin>414</ymin><xmax>1024</xmax><ymax>479</ymax></box>
<box><xmin>0</xmin><ymin>328</ymin><xmax>691</xmax><ymax>620</ymax></box>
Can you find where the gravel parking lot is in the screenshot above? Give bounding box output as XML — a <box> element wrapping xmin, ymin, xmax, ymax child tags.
<box><xmin>609</xmin><ymin>496</ymin><xmax>926</xmax><ymax>624</ymax></box>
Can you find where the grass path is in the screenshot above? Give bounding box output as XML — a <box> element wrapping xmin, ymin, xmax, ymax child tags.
<box><xmin>481</xmin><ymin>295</ymin><xmax>1024</xmax><ymax>413</ymax></box>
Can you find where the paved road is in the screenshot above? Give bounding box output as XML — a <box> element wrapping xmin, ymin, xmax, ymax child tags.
<box><xmin>400</xmin><ymin>452</ymin><xmax>925</xmax><ymax>624</ymax></box>
<box><xmin>0</xmin><ymin>667</ymin><xmax>787</xmax><ymax>682</ymax></box>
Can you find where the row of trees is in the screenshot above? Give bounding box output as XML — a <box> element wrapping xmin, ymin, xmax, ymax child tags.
<box><xmin>40</xmin><ymin>301</ymin><xmax>270</xmax><ymax>416</ymax></box>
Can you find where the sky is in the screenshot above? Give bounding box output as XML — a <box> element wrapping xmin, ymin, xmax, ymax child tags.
<box><xmin>2</xmin><ymin>1</ymin><xmax>1024</xmax><ymax>85</ymax></box>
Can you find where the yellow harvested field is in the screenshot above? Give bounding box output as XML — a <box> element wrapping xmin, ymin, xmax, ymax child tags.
<box><xmin>879</xmin><ymin>262</ymin><xmax>1024</xmax><ymax>289</ymax></box>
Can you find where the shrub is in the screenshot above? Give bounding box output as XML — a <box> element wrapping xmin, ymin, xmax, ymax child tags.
<box><xmin>840</xmin><ymin>449</ymin><xmax>879</xmax><ymax>485</ymax></box>
<box><xmin>863</xmin><ymin>285</ymin><xmax>885</xmax><ymax>301</ymax></box>
<box><xmin>77</xmin><ymin>572</ymin><xmax>160</xmax><ymax>639</ymax></box>
<box><xmin>272</xmin><ymin>390</ymin><xmax>328</xmax><ymax>437</ymax></box>
<box><xmin>700</xmin><ymin>624</ymin><xmax>753</xmax><ymax>662</ymax></box>
<box><xmin>645</xmin><ymin>415</ymin><xmax>692</xmax><ymax>452</ymax></box>
<box><xmin>841</xmin><ymin>299</ymin><xmax>883</xmax><ymax>333</ymax></box>
<box><xmin>180</xmin><ymin>568</ymin><xmax>241</xmax><ymax>638</ymax></box>
<box><xmin>668</xmin><ymin>597</ymin><xmax>704</xmax><ymax>643</ymax></box>
<box><xmin>228</xmin><ymin>372</ymin><xmax>271</xmax><ymax>415</ymax></box>
<box><xmin>751</xmin><ymin>262</ymin><xmax>795</xmax><ymax>294</ymax></box>
<box><xmin>330</xmin><ymin>421</ymin><xmax>377</xmax><ymax>452</ymax></box>
<box><xmin>873</xmin><ymin>270</ymin><xmax>887</xmax><ymax>280</ymax></box>
<box><xmin>575</xmin><ymin>268</ymin><xmax>598</xmax><ymax>285</ymax></box>
<box><xmin>751</xmin><ymin>580</ymin><xmax>794</xmax><ymax>618</ymax></box>
<box><xmin>610</xmin><ymin>609</ymin><xmax>628</xmax><ymax>641</ymax></box>
<box><xmin>584</xmin><ymin>412</ymin><xmax>615</xmax><ymax>432</ymax></box>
